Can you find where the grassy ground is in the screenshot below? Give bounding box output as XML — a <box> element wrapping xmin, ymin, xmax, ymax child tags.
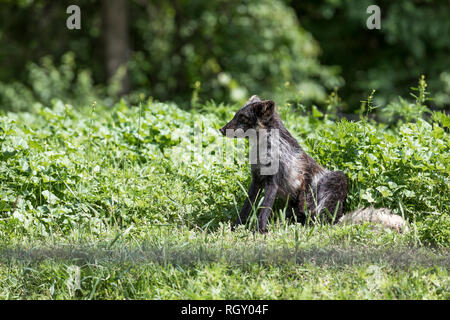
<box><xmin>0</xmin><ymin>94</ymin><xmax>448</xmax><ymax>299</ymax></box>
<box><xmin>1</xmin><ymin>223</ymin><xmax>449</xmax><ymax>299</ymax></box>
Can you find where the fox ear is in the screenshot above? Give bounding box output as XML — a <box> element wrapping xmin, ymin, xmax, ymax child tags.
<box><xmin>247</xmin><ymin>95</ymin><xmax>261</xmax><ymax>104</ymax></box>
<box><xmin>254</xmin><ymin>100</ymin><xmax>275</xmax><ymax>119</ymax></box>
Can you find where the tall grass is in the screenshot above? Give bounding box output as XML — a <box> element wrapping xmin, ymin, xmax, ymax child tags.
<box><xmin>0</xmin><ymin>78</ymin><xmax>448</xmax><ymax>299</ymax></box>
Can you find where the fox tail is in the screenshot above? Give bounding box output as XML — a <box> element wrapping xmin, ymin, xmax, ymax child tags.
<box><xmin>337</xmin><ymin>207</ymin><xmax>409</xmax><ymax>233</ymax></box>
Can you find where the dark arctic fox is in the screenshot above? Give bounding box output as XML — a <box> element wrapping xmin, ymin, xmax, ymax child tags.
<box><xmin>220</xmin><ymin>95</ymin><xmax>408</xmax><ymax>233</ymax></box>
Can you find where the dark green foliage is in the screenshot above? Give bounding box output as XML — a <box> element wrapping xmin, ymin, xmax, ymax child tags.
<box><xmin>290</xmin><ymin>0</ymin><xmax>450</xmax><ymax>111</ymax></box>
<box><xmin>2</xmin><ymin>0</ymin><xmax>449</xmax><ymax>113</ymax></box>
<box><xmin>0</xmin><ymin>0</ymin><xmax>340</xmax><ymax>110</ymax></box>
<box><xmin>0</xmin><ymin>53</ymin><xmax>99</xmax><ymax>112</ymax></box>
<box><xmin>128</xmin><ymin>0</ymin><xmax>341</xmax><ymax>104</ymax></box>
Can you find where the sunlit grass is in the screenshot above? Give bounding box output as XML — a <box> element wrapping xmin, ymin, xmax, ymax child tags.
<box><xmin>0</xmin><ymin>85</ymin><xmax>448</xmax><ymax>299</ymax></box>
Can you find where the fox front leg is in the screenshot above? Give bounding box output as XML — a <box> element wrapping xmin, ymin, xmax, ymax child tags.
<box><xmin>258</xmin><ymin>181</ymin><xmax>278</xmax><ymax>233</ymax></box>
<box><xmin>234</xmin><ymin>180</ymin><xmax>260</xmax><ymax>228</ymax></box>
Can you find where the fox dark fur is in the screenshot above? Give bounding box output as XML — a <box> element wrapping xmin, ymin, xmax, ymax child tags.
<box><xmin>220</xmin><ymin>95</ymin><xmax>408</xmax><ymax>233</ymax></box>
<box><xmin>220</xmin><ymin>95</ymin><xmax>347</xmax><ymax>233</ymax></box>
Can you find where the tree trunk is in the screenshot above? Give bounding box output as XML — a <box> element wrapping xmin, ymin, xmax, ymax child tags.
<box><xmin>102</xmin><ymin>0</ymin><xmax>130</xmax><ymax>96</ymax></box>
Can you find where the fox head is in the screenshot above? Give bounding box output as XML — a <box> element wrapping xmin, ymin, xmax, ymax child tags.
<box><xmin>219</xmin><ymin>95</ymin><xmax>276</xmax><ymax>137</ymax></box>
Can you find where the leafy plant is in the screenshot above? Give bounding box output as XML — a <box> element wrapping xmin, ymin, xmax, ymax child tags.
<box><xmin>0</xmin><ymin>77</ymin><xmax>448</xmax><ymax>245</ymax></box>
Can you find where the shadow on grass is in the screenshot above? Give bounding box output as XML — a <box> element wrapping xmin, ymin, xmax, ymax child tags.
<box><xmin>1</xmin><ymin>243</ymin><xmax>448</xmax><ymax>270</ymax></box>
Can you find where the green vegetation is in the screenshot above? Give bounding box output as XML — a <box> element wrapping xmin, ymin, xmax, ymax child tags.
<box><xmin>0</xmin><ymin>78</ymin><xmax>449</xmax><ymax>299</ymax></box>
<box><xmin>0</xmin><ymin>0</ymin><xmax>448</xmax><ymax>300</ymax></box>
<box><xmin>2</xmin><ymin>1</ymin><xmax>449</xmax><ymax>111</ymax></box>
<box><xmin>1</xmin><ymin>77</ymin><xmax>448</xmax><ymax>244</ymax></box>
<box><xmin>291</xmin><ymin>0</ymin><xmax>450</xmax><ymax>111</ymax></box>
<box><xmin>1</xmin><ymin>228</ymin><xmax>449</xmax><ymax>299</ymax></box>
<box><xmin>0</xmin><ymin>0</ymin><xmax>340</xmax><ymax>109</ymax></box>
